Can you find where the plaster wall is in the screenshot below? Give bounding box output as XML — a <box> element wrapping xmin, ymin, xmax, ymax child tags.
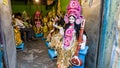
<box><xmin>98</xmin><ymin>0</ymin><xmax>120</xmax><ymax>68</ymax></box>
<box><xmin>0</xmin><ymin>0</ymin><xmax>16</xmax><ymax>68</ymax></box>
<box><xmin>81</xmin><ymin>0</ymin><xmax>101</xmax><ymax>68</ymax></box>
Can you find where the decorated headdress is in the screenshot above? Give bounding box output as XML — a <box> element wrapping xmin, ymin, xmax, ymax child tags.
<box><xmin>22</xmin><ymin>10</ymin><xmax>27</xmax><ymax>18</ymax></box>
<box><xmin>22</xmin><ymin>10</ymin><xmax>28</xmax><ymax>21</ymax></box>
<box><xmin>64</xmin><ymin>0</ymin><xmax>83</xmax><ymax>24</ymax></box>
<box><xmin>34</xmin><ymin>11</ymin><xmax>41</xmax><ymax>18</ymax></box>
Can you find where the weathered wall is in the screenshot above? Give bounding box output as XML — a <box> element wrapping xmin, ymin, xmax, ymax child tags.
<box><xmin>81</xmin><ymin>0</ymin><xmax>101</xmax><ymax>68</ymax></box>
<box><xmin>0</xmin><ymin>0</ymin><xmax>16</xmax><ymax>68</ymax></box>
<box><xmin>98</xmin><ymin>0</ymin><xmax>120</xmax><ymax>68</ymax></box>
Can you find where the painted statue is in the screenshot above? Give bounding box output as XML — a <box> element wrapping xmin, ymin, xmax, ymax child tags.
<box><xmin>49</xmin><ymin>8</ymin><xmax>56</xmax><ymax>30</ymax></box>
<box><xmin>52</xmin><ymin>7</ymin><xmax>56</xmax><ymax>18</ymax></box>
<box><xmin>43</xmin><ymin>22</ymin><xmax>48</xmax><ymax>39</ymax></box>
<box><xmin>48</xmin><ymin>20</ymin><xmax>54</xmax><ymax>32</ymax></box>
<box><xmin>45</xmin><ymin>10</ymin><xmax>56</xmax><ymax>39</ymax></box>
<box><xmin>33</xmin><ymin>11</ymin><xmax>42</xmax><ymax>34</ymax></box>
<box><xmin>14</xmin><ymin>27</ymin><xmax>23</xmax><ymax>46</ymax></box>
<box><xmin>42</xmin><ymin>17</ymin><xmax>49</xmax><ymax>39</ymax></box>
<box><xmin>49</xmin><ymin>0</ymin><xmax>86</xmax><ymax>68</ymax></box>
<box><xmin>12</xmin><ymin>17</ymin><xmax>23</xmax><ymax>46</ymax></box>
<box><xmin>22</xmin><ymin>10</ymin><xmax>28</xmax><ymax>22</ymax></box>
<box><xmin>46</xmin><ymin>15</ymin><xmax>64</xmax><ymax>42</ymax></box>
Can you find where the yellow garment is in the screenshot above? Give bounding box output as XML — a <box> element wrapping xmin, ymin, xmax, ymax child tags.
<box><xmin>46</xmin><ymin>29</ymin><xmax>56</xmax><ymax>42</ymax></box>
<box><xmin>50</xmin><ymin>33</ymin><xmax>78</xmax><ymax>68</ymax></box>
<box><xmin>43</xmin><ymin>17</ymin><xmax>48</xmax><ymax>23</ymax></box>
<box><xmin>43</xmin><ymin>26</ymin><xmax>48</xmax><ymax>33</ymax></box>
<box><xmin>33</xmin><ymin>26</ymin><xmax>42</xmax><ymax>34</ymax></box>
<box><xmin>48</xmin><ymin>21</ymin><xmax>53</xmax><ymax>31</ymax></box>
<box><xmin>43</xmin><ymin>25</ymin><xmax>48</xmax><ymax>38</ymax></box>
<box><xmin>14</xmin><ymin>28</ymin><xmax>23</xmax><ymax>46</ymax></box>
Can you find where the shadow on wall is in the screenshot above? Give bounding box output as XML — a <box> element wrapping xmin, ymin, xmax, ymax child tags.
<box><xmin>81</xmin><ymin>0</ymin><xmax>101</xmax><ymax>68</ymax></box>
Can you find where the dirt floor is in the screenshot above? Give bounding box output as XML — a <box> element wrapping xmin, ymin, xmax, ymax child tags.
<box><xmin>17</xmin><ymin>38</ymin><xmax>57</xmax><ymax>68</ymax></box>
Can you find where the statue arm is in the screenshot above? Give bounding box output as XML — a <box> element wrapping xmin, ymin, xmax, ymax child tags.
<box><xmin>53</xmin><ymin>23</ymin><xmax>64</xmax><ymax>36</ymax></box>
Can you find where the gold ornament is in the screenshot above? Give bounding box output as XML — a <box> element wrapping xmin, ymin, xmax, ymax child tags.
<box><xmin>48</xmin><ymin>21</ymin><xmax>53</xmax><ymax>31</ymax></box>
<box><xmin>43</xmin><ymin>17</ymin><xmax>48</xmax><ymax>23</ymax></box>
<box><xmin>43</xmin><ymin>23</ymin><xmax>48</xmax><ymax>38</ymax></box>
<box><xmin>14</xmin><ymin>28</ymin><xmax>23</xmax><ymax>46</ymax></box>
<box><xmin>52</xmin><ymin>7</ymin><xmax>56</xmax><ymax>18</ymax></box>
<box><xmin>43</xmin><ymin>25</ymin><xmax>48</xmax><ymax>33</ymax></box>
<box><xmin>22</xmin><ymin>10</ymin><xmax>28</xmax><ymax>21</ymax></box>
<box><xmin>48</xmin><ymin>11</ymin><xmax>53</xmax><ymax>18</ymax></box>
<box><xmin>33</xmin><ymin>26</ymin><xmax>42</xmax><ymax>34</ymax></box>
<box><xmin>57</xmin><ymin>0</ymin><xmax>61</xmax><ymax>15</ymax></box>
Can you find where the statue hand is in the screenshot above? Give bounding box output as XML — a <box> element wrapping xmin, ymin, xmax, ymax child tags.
<box><xmin>81</xmin><ymin>19</ymin><xmax>85</xmax><ymax>28</ymax></box>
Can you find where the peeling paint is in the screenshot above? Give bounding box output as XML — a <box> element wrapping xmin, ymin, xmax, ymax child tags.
<box><xmin>98</xmin><ymin>0</ymin><xmax>120</xmax><ymax>68</ymax></box>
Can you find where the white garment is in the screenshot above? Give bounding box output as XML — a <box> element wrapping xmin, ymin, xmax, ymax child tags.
<box><xmin>15</xmin><ymin>18</ymin><xmax>25</xmax><ymax>28</ymax></box>
<box><xmin>80</xmin><ymin>34</ymin><xmax>87</xmax><ymax>50</ymax></box>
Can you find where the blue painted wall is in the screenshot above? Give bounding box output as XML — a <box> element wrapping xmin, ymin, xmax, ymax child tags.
<box><xmin>98</xmin><ymin>0</ymin><xmax>120</xmax><ymax>68</ymax></box>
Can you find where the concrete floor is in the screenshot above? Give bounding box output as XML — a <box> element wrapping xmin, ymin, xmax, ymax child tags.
<box><xmin>17</xmin><ymin>39</ymin><xmax>57</xmax><ymax>68</ymax></box>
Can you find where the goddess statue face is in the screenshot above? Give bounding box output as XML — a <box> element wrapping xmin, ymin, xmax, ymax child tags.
<box><xmin>69</xmin><ymin>15</ymin><xmax>75</xmax><ymax>24</ymax></box>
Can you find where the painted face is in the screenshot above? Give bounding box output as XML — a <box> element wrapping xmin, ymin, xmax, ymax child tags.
<box><xmin>35</xmin><ymin>21</ymin><xmax>41</xmax><ymax>27</ymax></box>
<box><xmin>69</xmin><ymin>16</ymin><xmax>75</xmax><ymax>24</ymax></box>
